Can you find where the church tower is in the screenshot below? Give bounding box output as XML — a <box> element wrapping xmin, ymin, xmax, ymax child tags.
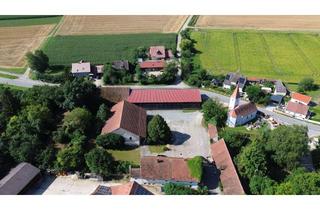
<box><xmin>229</xmin><ymin>85</ymin><xmax>240</xmax><ymax>110</ymax></box>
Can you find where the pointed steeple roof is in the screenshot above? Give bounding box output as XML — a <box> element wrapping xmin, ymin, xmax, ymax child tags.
<box><xmin>231</xmin><ymin>85</ymin><xmax>240</xmax><ymax>99</ymax></box>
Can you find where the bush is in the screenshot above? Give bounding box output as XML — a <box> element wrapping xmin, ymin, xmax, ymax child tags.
<box><xmin>201</xmin><ymin>99</ymin><xmax>227</xmax><ymax>128</ymax></box>
<box><xmin>96</xmin><ymin>133</ymin><xmax>125</xmax><ymax>150</ymax></box>
<box><xmin>298</xmin><ymin>77</ymin><xmax>318</xmax><ymax>92</ymax></box>
<box><xmin>85</xmin><ymin>147</ymin><xmax>115</xmax><ymax>177</ymax></box>
<box><xmin>147</xmin><ymin>115</ymin><xmax>171</xmax><ymax>145</ymax></box>
<box><xmin>187</xmin><ymin>156</ymin><xmax>204</xmax><ymax>182</ymax></box>
<box><xmin>163</xmin><ymin>183</ymin><xmax>208</xmax><ymax>195</ymax></box>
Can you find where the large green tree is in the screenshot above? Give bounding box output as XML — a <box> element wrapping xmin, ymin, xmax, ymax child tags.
<box><xmin>55</xmin><ymin>144</ymin><xmax>85</xmax><ymax>172</ymax></box>
<box><xmin>0</xmin><ymin>87</ymin><xmax>20</xmax><ymax>131</ymax></box>
<box><xmin>298</xmin><ymin>77</ymin><xmax>318</xmax><ymax>92</ymax></box>
<box><xmin>96</xmin><ymin>133</ymin><xmax>124</xmax><ymax>150</ymax></box>
<box><xmin>26</xmin><ymin>50</ymin><xmax>49</xmax><ymax>73</ymax></box>
<box><xmin>62</xmin><ymin>107</ymin><xmax>92</xmax><ymax>136</ymax></box>
<box><xmin>249</xmin><ymin>175</ymin><xmax>276</xmax><ymax>195</ymax></box>
<box><xmin>147</xmin><ymin>115</ymin><xmax>171</xmax><ymax>145</ymax></box>
<box><xmin>201</xmin><ymin>99</ymin><xmax>227</xmax><ymax>128</ymax></box>
<box><xmin>266</xmin><ymin>125</ymin><xmax>309</xmax><ymax>171</ymax></box>
<box><xmin>85</xmin><ymin>147</ymin><xmax>115</xmax><ymax>177</ymax></box>
<box><xmin>163</xmin><ymin>183</ymin><xmax>209</xmax><ymax>195</ymax></box>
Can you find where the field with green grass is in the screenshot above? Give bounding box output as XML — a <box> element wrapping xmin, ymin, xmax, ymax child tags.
<box><xmin>107</xmin><ymin>147</ymin><xmax>141</xmax><ymax>166</ymax></box>
<box><xmin>192</xmin><ymin>29</ymin><xmax>320</xmax><ymax>83</ymax></box>
<box><xmin>42</xmin><ymin>33</ymin><xmax>177</xmax><ymax>65</ymax></box>
<box><xmin>0</xmin><ymin>73</ymin><xmax>18</xmax><ymax>79</ymax></box>
<box><xmin>0</xmin><ymin>67</ymin><xmax>26</xmax><ymax>74</ymax></box>
<box><xmin>0</xmin><ymin>16</ymin><xmax>62</xmax><ymax>27</ymax></box>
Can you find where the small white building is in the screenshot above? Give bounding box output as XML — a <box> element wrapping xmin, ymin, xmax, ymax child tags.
<box><xmin>101</xmin><ymin>100</ymin><xmax>147</xmax><ymax>146</ymax></box>
<box><xmin>227</xmin><ymin>85</ymin><xmax>258</xmax><ymax>127</ymax></box>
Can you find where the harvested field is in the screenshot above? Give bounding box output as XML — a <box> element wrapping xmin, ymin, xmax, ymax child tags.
<box><xmin>0</xmin><ymin>25</ymin><xmax>54</xmax><ymax>68</ymax></box>
<box><xmin>55</xmin><ymin>15</ymin><xmax>188</xmax><ymax>35</ymax></box>
<box><xmin>192</xmin><ymin>29</ymin><xmax>320</xmax><ymax>83</ymax></box>
<box><xmin>196</xmin><ymin>16</ymin><xmax>320</xmax><ymax>31</ymax></box>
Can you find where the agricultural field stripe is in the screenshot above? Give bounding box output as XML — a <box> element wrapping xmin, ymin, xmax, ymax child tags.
<box><xmin>288</xmin><ymin>33</ymin><xmax>318</xmax><ymax>76</ymax></box>
<box><xmin>232</xmin><ymin>32</ymin><xmax>241</xmax><ymax>72</ymax></box>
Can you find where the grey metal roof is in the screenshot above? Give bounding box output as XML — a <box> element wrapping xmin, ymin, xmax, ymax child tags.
<box><xmin>112</xmin><ymin>60</ymin><xmax>130</xmax><ymax>71</ymax></box>
<box><xmin>275</xmin><ymin>80</ymin><xmax>287</xmax><ymax>93</ymax></box>
<box><xmin>0</xmin><ymin>162</ymin><xmax>40</xmax><ymax>195</ymax></box>
<box><xmin>270</xmin><ymin>95</ymin><xmax>283</xmax><ymax>104</ymax></box>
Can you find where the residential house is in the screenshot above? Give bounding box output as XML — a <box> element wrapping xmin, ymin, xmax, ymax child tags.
<box><xmin>91</xmin><ymin>181</ymin><xmax>153</xmax><ymax>195</ymax></box>
<box><xmin>149</xmin><ymin>46</ymin><xmax>174</xmax><ymax>60</ymax></box>
<box><xmin>127</xmin><ymin>88</ymin><xmax>202</xmax><ymax>109</ymax></box>
<box><xmin>285</xmin><ymin>92</ymin><xmax>311</xmax><ymax>119</ymax></box>
<box><xmin>223</xmin><ymin>73</ymin><xmax>247</xmax><ymax>93</ymax></box>
<box><xmin>139</xmin><ymin>60</ymin><xmax>165</xmax><ymax>72</ymax></box>
<box><xmin>112</xmin><ymin>60</ymin><xmax>130</xmax><ymax>71</ymax></box>
<box><xmin>0</xmin><ymin>162</ymin><xmax>40</xmax><ymax>195</ymax></box>
<box><xmin>101</xmin><ymin>100</ymin><xmax>147</xmax><ymax>146</ymax></box>
<box><xmin>131</xmin><ymin>156</ymin><xmax>199</xmax><ymax>188</ymax></box>
<box><xmin>71</xmin><ymin>60</ymin><xmax>92</xmax><ymax>77</ymax></box>
<box><xmin>274</xmin><ymin>80</ymin><xmax>287</xmax><ymax>96</ymax></box>
<box><xmin>227</xmin><ymin>85</ymin><xmax>257</xmax><ymax>127</ymax></box>
<box><xmin>211</xmin><ymin>139</ymin><xmax>245</xmax><ymax>195</ymax></box>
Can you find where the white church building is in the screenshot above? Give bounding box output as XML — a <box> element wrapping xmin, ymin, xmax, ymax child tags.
<box><xmin>226</xmin><ymin>85</ymin><xmax>258</xmax><ymax>127</ymax></box>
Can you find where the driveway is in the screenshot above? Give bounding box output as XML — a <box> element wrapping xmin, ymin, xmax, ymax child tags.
<box><xmin>145</xmin><ymin>110</ymin><xmax>211</xmax><ymax>159</ymax></box>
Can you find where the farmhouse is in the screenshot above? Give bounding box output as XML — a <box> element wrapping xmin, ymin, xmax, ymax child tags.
<box><xmin>101</xmin><ymin>100</ymin><xmax>147</xmax><ymax>146</ymax></box>
<box><xmin>139</xmin><ymin>60</ymin><xmax>165</xmax><ymax>71</ymax></box>
<box><xmin>71</xmin><ymin>60</ymin><xmax>103</xmax><ymax>78</ymax></box>
<box><xmin>227</xmin><ymin>85</ymin><xmax>257</xmax><ymax>127</ymax></box>
<box><xmin>223</xmin><ymin>73</ymin><xmax>247</xmax><ymax>93</ymax></box>
<box><xmin>112</xmin><ymin>60</ymin><xmax>130</xmax><ymax>71</ymax></box>
<box><xmin>91</xmin><ymin>181</ymin><xmax>153</xmax><ymax>195</ymax></box>
<box><xmin>274</xmin><ymin>80</ymin><xmax>287</xmax><ymax>96</ymax></box>
<box><xmin>126</xmin><ymin>88</ymin><xmax>202</xmax><ymax>109</ymax></box>
<box><xmin>285</xmin><ymin>92</ymin><xmax>311</xmax><ymax>119</ymax></box>
<box><xmin>0</xmin><ymin>162</ymin><xmax>40</xmax><ymax>195</ymax></box>
<box><xmin>149</xmin><ymin>46</ymin><xmax>174</xmax><ymax>60</ymax></box>
<box><xmin>211</xmin><ymin>139</ymin><xmax>245</xmax><ymax>195</ymax></box>
<box><xmin>131</xmin><ymin>156</ymin><xmax>198</xmax><ymax>187</ymax></box>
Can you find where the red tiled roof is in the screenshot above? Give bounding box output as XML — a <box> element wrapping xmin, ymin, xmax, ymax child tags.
<box><xmin>101</xmin><ymin>100</ymin><xmax>146</xmax><ymax>137</ymax></box>
<box><xmin>139</xmin><ymin>60</ymin><xmax>165</xmax><ymax>69</ymax></box>
<box><xmin>149</xmin><ymin>46</ymin><xmax>166</xmax><ymax>59</ymax></box>
<box><xmin>291</xmin><ymin>92</ymin><xmax>312</xmax><ymax>105</ymax></box>
<box><xmin>140</xmin><ymin>156</ymin><xmax>198</xmax><ymax>183</ymax></box>
<box><xmin>230</xmin><ymin>102</ymin><xmax>257</xmax><ymax>118</ymax></box>
<box><xmin>111</xmin><ymin>181</ymin><xmax>153</xmax><ymax>195</ymax></box>
<box><xmin>208</xmin><ymin>124</ymin><xmax>218</xmax><ymax>139</ymax></box>
<box><xmin>211</xmin><ymin>139</ymin><xmax>245</xmax><ymax>195</ymax></box>
<box><xmin>286</xmin><ymin>101</ymin><xmax>309</xmax><ymax>116</ymax></box>
<box><xmin>127</xmin><ymin>88</ymin><xmax>202</xmax><ymax>104</ymax></box>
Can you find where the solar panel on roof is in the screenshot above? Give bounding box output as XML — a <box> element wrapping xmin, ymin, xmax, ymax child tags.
<box><xmin>134</xmin><ymin>186</ymin><xmax>153</xmax><ymax>195</ymax></box>
<box><xmin>92</xmin><ymin>185</ymin><xmax>112</xmax><ymax>195</ymax></box>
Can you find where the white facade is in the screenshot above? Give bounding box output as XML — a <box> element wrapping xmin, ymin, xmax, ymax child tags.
<box><xmin>227</xmin><ymin>111</ymin><xmax>257</xmax><ymax>127</ymax></box>
<box><xmin>112</xmin><ymin>128</ymin><xmax>140</xmax><ymax>146</ymax></box>
<box><xmin>228</xmin><ymin>95</ymin><xmax>240</xmax><ymax>110</ymax></box>
<box><xmin>274</xmin><ymin>89</ymin><xmax>287</xmax><ymax>96</ymax></box>
<box><xmin>285</xmin><ymin>110</ymin><xmax>308</xmax><ymax>119</ymax></box>
<box><xmin>223</xmin><ymin>84</ymin><xmax>231</xmax><ymax>89</ymax></box>
<box><xmin>291</xmin><ymin>98</ymin><xmax>309</xmax><ymax>106</ymax></box>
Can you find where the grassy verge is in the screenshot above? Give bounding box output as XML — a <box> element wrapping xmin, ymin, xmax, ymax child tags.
<box><xmin>0</xmin><ymin>67</ymin><xmax>26</xmax><ymax>74</ymax></box>
<box><xmin>0</xmin><ymin>16</ymin><xmax>62</xmax><ymax>27</ymax></box>
<box><xmin>0</xmin><ymin>73</ymin><xmax>18</xmax><ymax>79</ymax></box>
<box><xmin>107</xmin><ymin>147</ymin><xmax>141</xmax><ymax>166</ymax></box>
<box><xmin>310</xmin><ymin>106</ymin><xmax>320</xmax><ymax>122</ymax></box>
<box><xmin>42</xmin><ymin>33</ymin><xmax>177</xmax><ymax>65</ymax></box>
<box><xmin>149</xmin><ymin>145</ymin><xmax>167</xmax><ymax>154</ymax></box>
<box><xmin>188</xmin><ymin>15</ymin><xmax>199</xmax><ymax>27</ymax></box>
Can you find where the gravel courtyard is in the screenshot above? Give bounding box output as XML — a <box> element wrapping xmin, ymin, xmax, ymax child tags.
<box><xmin>145</xmin><ymin>110</ymin><xmax>211</xmax><ymax>159</ymax></box>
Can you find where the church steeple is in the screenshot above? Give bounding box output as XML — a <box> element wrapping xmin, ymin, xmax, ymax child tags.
<box><xmin>229</xmin><ymin>85</ymin><xmax>240</xmax><ymax>110</ymax></box>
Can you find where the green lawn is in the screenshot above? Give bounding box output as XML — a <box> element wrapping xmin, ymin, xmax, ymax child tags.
<box><xmin>107</xmin><ymin>147</ymin><xmax>141</xmax><ymax>166</ymax></box>
<box><xmin>0</xmin><ymin>16</ymin><xmax>62</xmax><ymax>27</ymax></box>
<box><xmin>148</xmin><ymin>145</ymin><xmax>167</xmax><ymax>154</ymax></box>
<box><xmin>310</xmin><ymin>106</ymin><xmax>320</xmax><ymax>122</ymax></box>
<box><xmin>42</xmin><ymin>33</ymin><xmax>177</xmax><ymax>65</ymax></box>
<box><xmin>0</xmin><ymin>73</ymin><xmax>18</xmax><ymax>79</ymax></box>
<box><xmin>192</xmin><ymin>29</ymin><xmax>320</xmax><ymax>83</ymax></box>
<box><xmin>0</xmin><ymin>67</ymin><xmax>26</xmax><ymax>74</ymax></box>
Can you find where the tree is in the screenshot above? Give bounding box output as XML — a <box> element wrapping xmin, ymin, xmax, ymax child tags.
<box><xmin>219</xmin><ymin>129</ymin><xmax>250</xmax><ymax>157</ymax></box>
<box><xmin>201</xmin><ymin>99</ymin><xmax>227</xmax><ymax>128</ymax></box>
<box><xmin>25</xmin><ymin>50</ymin><xmax>49</xmax><ymax>73</ymax></box>
<box><xmin>96</xmin><ymin>103</ymin><xmax>109</xmax><ymax>131</ymax></box>
<box><xmin>298</xmin><ymin>77</ymin><xmax>318</xmax><ymax>92</ymax></box>
<box><xmin>180</xmin><ymin>29</ymin><xmax>191</xmax><ymax>40</ymax></box>
<box><xmin>147</xmin><ymin>115</ymin><xmax>171</xmax><ymax>145</ymax></box>
<box><xmin>158</xmin><ymin>62</ymin><xmax>178</xmax><ymax>84</ymax></box>
<box><xmin>163</xmin><ymin>183</ymin><xmax>209</xmax><ymax>195</ymax></box>
<box><xmin>180</xmin><ymin>39</ymin><xmax>194</xmax><ymax>51</ymax></box>
<box><xmin>236</xmin><ymin>140</ymin><xmax>268</xmax><ymax>179</ymax></box>
<box><xmin>134</xmin><ymin>46</ymin><xmax>148</xmax><ymax>60</ymax></box>
<box><xmin>135</xmin><ymin>65</ymin><xmax>144</xmax><ymax>82</ymax></box>
<box><xmin>0</xmin><ymin>87</ymin><xmax>20</xmax><ymax>131</ymax></box>
<box><xmin>275</xmin><ymin>168</ymin><xmax>320</xmax><ymax>195</ymax></box>
<box><xmin>62</xmin><ymin>108</ymin><xmax>92</xmax><ymax>136</ymax></box>
<box><xmin>266</xmin><ymin>125</ymin><xmax>309</xmax><ymax>171</ymax></box>
<box><xmin>245</xmin><ymin>85</ymin><xmax>269</xmax><ymax>104</ymax></box>
<box><xmin>36</xmin><ymin>146</ymin><xmax>56</xmax><ymax>171</ymax></box>
<box><xmin>85</xmin><ymin>148</ymin><xmax>115</xmax><ymax>177</ymax></box>
<box><xmin>249</xmin><ymin>175</ymin><xmax>276</xmax><ymax>195</ymax></box>
<box><xmin>0</xmin><ymin>138</ymin><xmax>15</xmax><ymax>179</ymax></box>
<box><xmin>96</xmin><ymin>133</ymin><xmax>125</xmax><ymax>149</ymax></box>
<box><xmin>55</xmin><ymin>144</ymin><xmax>85</xmax><ymax>172</ymax></box>
<box><xmin>61</xmin><ymin>77</ymin><xmax>99</xmax><ymax>111</ymax></box>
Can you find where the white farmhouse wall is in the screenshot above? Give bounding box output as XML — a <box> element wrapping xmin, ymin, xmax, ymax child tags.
<box><xmin>112</xmin><ymin>128</ymin><xmax>140</xmax><ymax>146</ymax></box>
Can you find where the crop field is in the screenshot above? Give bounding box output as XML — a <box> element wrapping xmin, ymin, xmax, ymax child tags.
<box><xmin>42</xmin><ymin>33</ymin><xmax>177</xmax><ymax>65</ymax></box>
<box><xmin>192</xmin><ymin>29</ymin><xmax>320</xmax><ymax>83</ymax></box>
<box><xmin>0</xmin><ymin>25</ymin><xmax>54</xmax><ymax>68</ymax></box>
<box><xmin>0</xmin><ymin>16</ymin><xmax>62</xmax><ymax>27</ymax></box>
<box><xmin>55</xmin><ymin>15</ymin><xmax>188</xmax><ymax>35</ymax></box>
<box><xmin>195</xmin><ymin>16</ymin><xmax>320</xmax><ymax>31</ymax></box>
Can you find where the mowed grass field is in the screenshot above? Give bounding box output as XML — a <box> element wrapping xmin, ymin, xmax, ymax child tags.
<box><xmin>42</xmin><ymin>33</ymin><xmax>177</xmax><ymax>65</ymax></box>
<box><xmin>192</xmin><ymin>29</ymin><xmax>320</xmax><ymax>83</ymax></box>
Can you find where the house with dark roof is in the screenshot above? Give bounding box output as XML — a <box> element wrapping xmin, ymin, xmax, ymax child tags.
<box><xmin>127</xmin><ymin>88</ymin><xmax>202</xmax><ymax>109</ymax></box>
<box><xmin>227</xmin><ymin>85</ymin><xmax>257</xmax><ymax>127</ymax></box>
<box><xmin>285</xmin><ymin>92</ymin><xmax>311</xmax><ymax>119</ymax></box>
<box><xmin>112</xmin><ymin>60</ymin><xmax>130</xmax><ymax>71</ymax></box>
<box><xmin>0</xmin><ymin>162</ymin><xmax>40</xmax><ymax>195</ymax></box>
<box><xmin>131</xmin><ymin>156</ymin><xmax>198</xmax><ymax>188</ymax></box>
<box><xmin>101</xmin><ymin>100</ymin><xmax>147</xmax><ymax>145</ymax></box>
<box><xmin>223</xmin><ymin>73</ymin><xmax>247</xmax><ymax>93</ymax></box>
<box><xmin>91</xmin><ymin>181</ymin><xmax>153</xmax><ymax>195</ymax></box>
<box><xmin>274</xmin><ymin>80</ymin><xmax>287</xmax><ymax>96</ymax></box>
<box><xmin>211</xmin><ymin>140</ymin><xmax>245</xmax><ymax>195</ymax></box>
